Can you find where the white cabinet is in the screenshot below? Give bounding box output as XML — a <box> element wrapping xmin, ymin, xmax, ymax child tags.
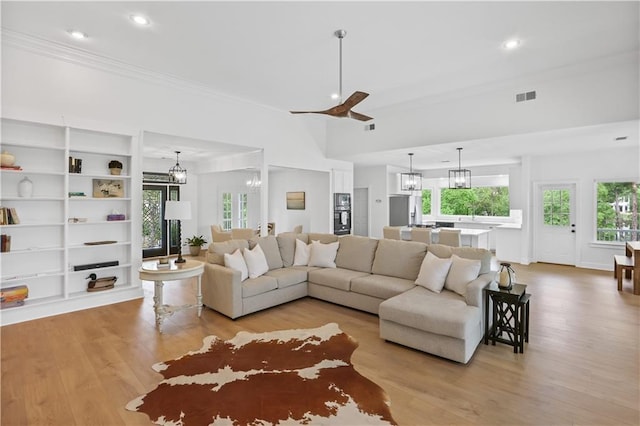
<box><xmin>1</xmin><ymin>118</ymin><xmax>142</xmax><ymax>325</ymax></box>
<box><xmin>332</xmin><ymin>169</ymin><xmax>353</xmax><ymax>194</ymax></box>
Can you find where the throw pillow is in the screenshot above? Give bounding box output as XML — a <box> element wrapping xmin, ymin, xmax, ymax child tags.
<box><xmin>243</xmin><ymin>244</ymin><xmax>269</xmax><ymax>279</ymax></box>
<box><xmin>415</xmin><ymin>252</ymin><xmax>453</xmax><ymax>293</ymax></box>
<box><xmin>308</xmin><ymin>241</ymin><xmax>339</xmax><ymax>268</ymax></box>
<box><xmin>224</xmin><ymin>249</ymin><xmax>248</xmax><ymax>281</ymax></box>
<box><xmin>293</xmin><ymin>239</ymin><xmax>311</xmax><ymax>266</ymax></box>
<box><xmin>444</xmin><ymin>254</ymin><xmax>482</xmax><ymax>296</ymax></box>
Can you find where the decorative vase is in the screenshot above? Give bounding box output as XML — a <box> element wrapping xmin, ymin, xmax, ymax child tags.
<box><xmin>18</xmin><ymin>176</ymin><xmax>33</xmax><ymax>198</ymax></box>
<box><xmin>1</xmin><ymin>151</ymin><xmax>15</xmax><ymax>167</ymax></box>
<box><xmin>497</xmin><ymin>262</ymin><xmax>516</xmax><ymax>290</ymax></box>
<box><xmin>188</xmin><ymin>245</ymin><xmax>201</xmax><ymax>256</ymax></box>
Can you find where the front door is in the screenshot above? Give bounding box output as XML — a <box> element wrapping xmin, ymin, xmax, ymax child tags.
<box><xmin>535</xmin><ymin>183</ymin><xmax>577</xmax><ymax>265</ymax></box>
<box><xmin>142</xmin><ymin>184</ymin><xmax>180</xmax><ymax>258</ymax></box>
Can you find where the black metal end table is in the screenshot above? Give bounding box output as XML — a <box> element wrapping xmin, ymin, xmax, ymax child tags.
<box><xmin>484</xmin><ymin>283</ymin><xmax>531</xmax><ymax>353</ymax></box>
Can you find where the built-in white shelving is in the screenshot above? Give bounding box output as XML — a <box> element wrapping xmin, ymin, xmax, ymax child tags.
<box><xmin>0</xmin><ymin>117</ymin><xmax>143</xmax><ymax>325</ymax></box>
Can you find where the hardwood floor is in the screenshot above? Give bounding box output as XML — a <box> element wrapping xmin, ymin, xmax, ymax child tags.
<box><xmin>2</xmin><ymin>262</ymin><xmax>639</xmax><ymax>425</ymax></box>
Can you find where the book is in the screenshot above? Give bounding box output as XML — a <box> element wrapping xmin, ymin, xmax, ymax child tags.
<box><xmin>9</xmin><ymin>208</ymin><xmax>20</xmax><ymax>224</ymax></box>
<box><xmin>0</xmin><ymin>165</ymin><xmax>23</xmax><ymax>171</ymax></box>
<box><xmin>0</xmin><ymin>234</ymin><xmax>10</xmax><ymax>252</ymax></box>
<box><xmin>1</xmin><ymin>285</ymin><xmax>28</xmax><ymax>303</ymax></box>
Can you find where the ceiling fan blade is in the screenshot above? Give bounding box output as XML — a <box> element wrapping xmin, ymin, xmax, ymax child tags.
<box><xmin>290</xmin><ymin>110</ymin><xmax>335</xmax><ymax>116</ymax></box>
<box><xmin>348</xmin><ymin>110</ymin><xmax>374</xmax><ymax>122</ymax></box>
<box><xmin>341</xmin><ymin>91</ymin><xmax>369</xmax><ymax>109</ymax></box>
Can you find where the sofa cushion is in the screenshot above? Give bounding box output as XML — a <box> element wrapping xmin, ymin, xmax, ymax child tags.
<box><xmin>350</xmin><ymin>275</ymin><xmax>415</xmax><ymax>300</ymax></box>
<box><xmin>308</xmin><ymin>233</ymin><xmax>339</xmax><ymax>244</ymax></box>
<box><xmin>444</xmin><ymin>255</ymin><xmax>482</xmax><ymax>296</ymax></box>
<box><xmin>207</xmin><ymin>239</ymin><xmax>250</xmax><ymax>265</ymax></box>
<box><xmin>379</xmin><ymin>286</ymin><xmax>481</xmax><ymax>340</ymax></box>
<box><xmin>293</xmin><ymin>239</ymin><xmax>312</xmax><ymax>266</ymax></box>
<box><xmin>265</xmin><ymin>268</ymin><xmax>308</xmax><ymax>289</ymax></box>
<box><xmin>308</xmin><ymin>241</ymin><xmax>339</xmax><ymax>268</ymax></box>
<box><xmin>415</xmin><ymin>252</ymin><xmax>452</xmax><ymax>293</ymax></box>
<box><xmin>242</xmin><ymin>275</ymin><xmax>278</xmax><ymax>298</ymax></box>
<box><xmin>335</xmin><ymin>236</ymin><xmax>379</xmax><ymax>273</ymax></box>
<box><xmin>428</xmin><ymin>244</ymin><xmax>492</xmax><ymax>275</ymax></box>
<box><xmin>308</xmin><ymin>268</ymin><xmax>370</xmax><ymax>291</ymax></box>
<box><xmin>243</xmin><ymin>244</ymin><xmax>269</xmax><ymax>279</ymax></box>
<box><xmin>276</xmin><ymin>233</ymin><xmax>301</xmax><ymax>267</ymax></box>
<box><xmin>249</xmin><ymin>236</ymin><xmax>284</xmax><ymax>270</ymax></box>
<box><xmin>371</xmin><ymin>239</ymin><xmax>427</xmax><ymax>281</ymax></box>
<box><xmin>224</xmin><ymin>249</ymin><xmax>248</xmax><ymax>281</ymax></box>
<box><xmin>452</xmin><ymin>247</ymin><xmax>492</xmax><ymax>275</ymax></box>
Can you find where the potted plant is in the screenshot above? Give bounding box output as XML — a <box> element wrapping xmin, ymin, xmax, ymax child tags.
<box><xmin>185</xmin><ymin>235</ymin><xmax>207</xmax><ymax>256</ymax></box>
<box><xmin>108</xmin><ymin>160</ymin><xmax>123</xmax><ymax>175</ymax></box>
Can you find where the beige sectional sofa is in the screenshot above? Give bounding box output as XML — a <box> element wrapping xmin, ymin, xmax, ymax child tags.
<box><xmin>201</xmin><ymin>232</ymin><xmax>494</xmax><ymax>364</ymax></box>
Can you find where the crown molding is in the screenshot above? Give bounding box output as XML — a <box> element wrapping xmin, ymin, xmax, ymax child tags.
<box><xmin>1</xmin><ymin>28</ymin><xmax>282</xmax><ymax>113</ymax></box>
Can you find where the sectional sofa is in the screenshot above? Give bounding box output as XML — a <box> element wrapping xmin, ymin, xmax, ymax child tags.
<box><xmin>201</xmin><ymin>233</ymin><xmax>494</xmax><ymax>363</ymax></box>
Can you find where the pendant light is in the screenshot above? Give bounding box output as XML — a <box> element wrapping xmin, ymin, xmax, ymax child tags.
<box><xmin>449</xmin><ymin>147</ymin><xmax>471</xmax><ymax>189</ymax></box>
<box><xmin>246</xmin><ymin>172</ymin><xmax>261</xmax><ymax>190</ymax></box>
<box><xmin>168</xmin><ymin>151</ymin><xmax>187</xmax><ymax>184</ymax></box>
<box><xmin>400</xmin><ymin>153</ymin><xmax>422</xmax><ymax>191</ymax></box>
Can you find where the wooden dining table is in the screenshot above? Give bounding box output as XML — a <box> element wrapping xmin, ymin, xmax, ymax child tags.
<box><xmin>625</xmin><ymin>241</ymin><xmax>640</xmax><ymax>295</ymax></box>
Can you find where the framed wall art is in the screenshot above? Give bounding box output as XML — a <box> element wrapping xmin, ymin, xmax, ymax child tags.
<box><xmin>286</xmin><ymin>191</ymin><xmax>305</xmax><ymax>210</ymax></box>
<box><xmin>93</xmin><ymin>179</ymin><xmax>124</xmax><ymax>198</ymax></box>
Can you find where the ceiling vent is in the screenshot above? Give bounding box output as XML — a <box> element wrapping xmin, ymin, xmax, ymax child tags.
<box><xmin>364</xmin><ymin>123</ymin><xmax>375</xmax><ymax>131</ymax></box>
<box><xmin>516</xmin><ymin>91</ymin><xmax>536</xmax><ymax>103</ymax></box>
<box><xmin>615</xmin><ymin>136</ymin><xmax>628</xmax><ymax>141</ymax></box>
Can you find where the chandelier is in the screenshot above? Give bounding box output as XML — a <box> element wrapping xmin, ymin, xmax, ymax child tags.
<box><xmin>246</xmin><ymin>172</ymin><xmax>261</xmax><ymax>190</ymax></box>
<box><xmin>449</xmin><ymin>147</ymin><xmax>471</xmax><ymax>189</ymax></box>
<box><xmin>400</xmin><ymin>153</ymin><xmax>422</xmax><ymax>191</ymax></box>
<box><xmin>168</xmin><ymin>151</ymin><xmax>187</xmax><ymax>184</ymax></box>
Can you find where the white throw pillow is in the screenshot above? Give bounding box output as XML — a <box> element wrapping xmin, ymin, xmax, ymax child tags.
<box><xmin>224</xmin><ymin>249</ymin><xmax>248</xmax><ymax>281</ymax></box>
<box><xmin>444</xmin><ymin>254</ymin><xmax>482</xmax><ymax>296</ymax></box>
<box><xmin>415</xmin><ymin>252</ymin><xmax>453</xmax><ymax>293</ymax></box>
<box><xmin>308</xmin><ymin>241</ymin><xmax>339</xmax><ymax>268</ymax></box>
<box><xmin>243</xmin><ymin>244</ymin><xmax>269</xmax><ymax>279</ymax></box>
<box><xmin>293</xmin><ymin>239</ymin><xmax>311</xmax><ymax>266</ymax></box>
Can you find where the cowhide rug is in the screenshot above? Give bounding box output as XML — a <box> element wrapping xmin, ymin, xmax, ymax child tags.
<box><xmin>126</xmin><ymin>323</ymin><xmax>397</xmax><ymax>425</ymax></box>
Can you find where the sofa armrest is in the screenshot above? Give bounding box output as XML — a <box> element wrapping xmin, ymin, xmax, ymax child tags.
<box><xmin>201</xmin><ymin>263</ymin><xmax>244</xmax><ymax>319</ymax></box>
<box><xmin>465</xmin><ymin>272</ymin><xmax>494</xmax><ymax>308</ymax></box>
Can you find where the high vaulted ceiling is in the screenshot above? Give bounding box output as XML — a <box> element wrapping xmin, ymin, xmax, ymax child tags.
<box><xmin>2</xmin><ymin>1</ymin><xmax>639</xmax><ymax>169</ymax></box>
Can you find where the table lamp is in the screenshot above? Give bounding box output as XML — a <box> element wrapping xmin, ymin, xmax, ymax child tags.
<box><xmin>164</xmin><ymin>200</ymin><xmax>191</xmax><ymax>263</ymax></box>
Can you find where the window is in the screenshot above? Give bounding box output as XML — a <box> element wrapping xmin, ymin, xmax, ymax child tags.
<box><xmin>238</xmin><ymin>193</ymin><xmax>248</xmax><ymax>228</ymax></box>
<box><xmin>596</xmin><ymin>181</ymin><xmax>639</xmax><ymax>242</ymax></box>
<box><xmin>440</xmin><ymin>187</ymin><xmax>509</xmax><ymax>217</ymax></box>
<box><xmin>421</xmin><ymin>189</ymin><xmax>431</xmax><ymax>215</ymax></box>
<box><xmin>543</xmin><ymin>189</ymin><xmax>570</xmax><ymax>226</ymax></box>
<box><xmin>222</xmin><ymin>192</ymin><xmax>232</xmax><ymax>230</ymax></box>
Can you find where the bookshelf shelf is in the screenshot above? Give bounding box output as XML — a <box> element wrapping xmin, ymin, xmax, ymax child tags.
<box><xmin>0</xmin><ymin>117</ymin><xmax>142</xmax><ymax>325</ymax></box>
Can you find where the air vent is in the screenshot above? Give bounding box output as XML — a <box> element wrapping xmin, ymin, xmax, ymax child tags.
<box><xmin>516</xmin><ymin>90</ymin><xmax>536</xmax><ymax>103</ymax></box>
<box><xmin>615</xmin><ymin>136</ymin><xmax>628</xmax><ymax>141</ymax></box>
<box><xmin>364</xmin><ymin>123</ymin><xmax>375</xmax><ymax>131</ymax></box>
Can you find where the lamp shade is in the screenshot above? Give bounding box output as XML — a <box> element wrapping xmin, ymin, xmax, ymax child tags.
<box><xmin>164</xmin><ymin>201</ymin><xmax>191</xmax><ymax>220</ymax></box>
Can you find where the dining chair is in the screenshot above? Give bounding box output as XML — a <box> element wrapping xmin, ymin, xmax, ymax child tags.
<box><xmin>438</xmin><ymin>228</ymin><xmax>462</xmax><ymax>247</ymax></box>
<box><xmin>411</xmin><ymin>227</ymin><xmax>432</xmax><ymax>244</ymax></box>
<box><xmin>382</xmin><ymin>226</ymin><xmax>402</xmax><ymax>240</ymax></box>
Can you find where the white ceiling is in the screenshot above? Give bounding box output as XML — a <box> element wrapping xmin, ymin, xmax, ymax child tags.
<box><xmin>2</xmin><ymin>1</ymin><xmax>639</xmax><ymax>168</ymax></box>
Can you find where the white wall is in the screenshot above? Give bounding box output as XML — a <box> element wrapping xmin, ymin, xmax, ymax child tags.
<box><xmin>197</xmin><ymin>170</ymin><xmax>261</xmax><ymax>238</ymax></box>
<box><xmin>526</xmin><ymin>145</ymin><xmax>640</xmax><ymax>270</ymax></box>
<box><xmin>354</xmin><ymin>165</ymin><xmax>389</xmax><ymax>239</ymax></box>
<box><xmin>327</xmin><ymin>52</ymin><xmax>639</xmax><ymax>159</ymax></box>
<box><xmin>268</xmin><ymin>169</ymin><xmax>331</xmax><ymax>234</ymax></box>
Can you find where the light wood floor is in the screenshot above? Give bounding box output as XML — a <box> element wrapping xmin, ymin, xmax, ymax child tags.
<box><xmin>2</xmin><ymin>262</ymin><xmax>639</xmax><ymax>425</ymax></box>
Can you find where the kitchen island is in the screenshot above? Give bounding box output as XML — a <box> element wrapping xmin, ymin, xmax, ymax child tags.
<box><xmin>401</xmin><ymin>227</ymin><xmax>492</xmax><ymax>249</ymax></box>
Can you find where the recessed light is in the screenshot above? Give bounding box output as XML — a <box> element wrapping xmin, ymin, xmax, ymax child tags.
<box><xmin>503</xmin><ymin>39</ymin><xmax>521</xmax><ymax>50</ymax></box>
<box><xmin>67</xmin><ymin>30</ymin><xmax>88</xmax><ymax>40</ymax></box>
<box><xmin>330</xmin><ymin>93</ymin><xmax>340</xmax><ymax>100</ymax></box>
<box><xmin>130</xmin><ymin>14</ymin><xmax>150</xmax><ymax>26</ymax></box>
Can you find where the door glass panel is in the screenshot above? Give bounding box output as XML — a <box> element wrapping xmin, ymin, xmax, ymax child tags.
<box><xmin>222</xmin><ymin>192</ymin><xmax>232</xmax><ymax>230</ymax></box>
<box><xmin>142</xmin><ymin>185</ymin><xmax>167</xmax><ymax>258</ymax></box>
<box><xmin>543</xmin><ymin>189</ymin><xmax>570</xmax><ymax>226</ymax></box>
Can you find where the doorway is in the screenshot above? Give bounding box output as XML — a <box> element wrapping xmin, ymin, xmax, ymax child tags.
<box><xmin>142</xmin><ymin>184</ymin><xmax>180</xmax><ymax>258</ymax></box>
<box><xmin>353</xmin><ymin>188</ymin><xmax>369</xmax><ymax>236</ymax></box>
<box><xmin>534</xmin><ymin>183</ymin><xmax>577</xmax><ymax>265</ymax></box>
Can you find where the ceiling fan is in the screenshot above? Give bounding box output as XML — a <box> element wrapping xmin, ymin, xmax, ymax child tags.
<box><xmin>290</xmin><ymin>29</ymin><xmax>373</xmax><ymax>122</ymax></box>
